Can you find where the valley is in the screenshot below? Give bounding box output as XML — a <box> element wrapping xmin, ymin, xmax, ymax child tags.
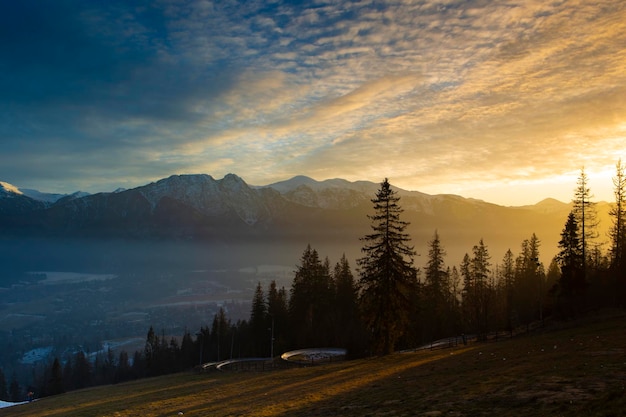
<box><xmin>0</xmin><ymin>238</ymin><xmax>301</xmax><ymax>380</ymax></box>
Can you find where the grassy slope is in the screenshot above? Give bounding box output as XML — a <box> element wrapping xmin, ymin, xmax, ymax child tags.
<box><xmin>4</xmin><ymin>311</ymin><xmax>626</xmax><ymax>417</ymax></box>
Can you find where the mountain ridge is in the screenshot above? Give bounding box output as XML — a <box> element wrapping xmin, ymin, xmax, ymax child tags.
<box><xmin>0</xmin><ymin>175</ymin><xmax>573</xmax><ymax>207</ymax></box>
<box><xmin>1</xmin><ymin>173</ymin><xmax>612</xmax><ymax>267</ymax></box>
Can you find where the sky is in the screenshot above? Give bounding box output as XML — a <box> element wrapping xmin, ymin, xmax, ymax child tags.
<box><xmin>1</xmin><ymin>0</ymin><xmax>625</xmax><ymax>206</ymax></box>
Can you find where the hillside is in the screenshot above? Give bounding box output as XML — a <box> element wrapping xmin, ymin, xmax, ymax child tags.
<box><xmin>5</xmin><ymin>311</ymin><xmax>626</xmax><ymax>417</ymax></box>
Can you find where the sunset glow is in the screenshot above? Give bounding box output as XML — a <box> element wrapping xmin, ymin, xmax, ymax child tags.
<box><xmin>1</xmin><ymin>0</ymin><xmax>624</xmax><ymax>205</ymax></box>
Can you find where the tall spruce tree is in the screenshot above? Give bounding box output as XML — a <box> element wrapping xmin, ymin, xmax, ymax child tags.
<box><xmin>425</xmin><ymin>231</ymin><xmax>447</xmax><ymax>304</ymax></box>
<box><xmin>461</xmin><ymin>240</ymin><xmax>493</xmax><ymax>339</ymax></box>
<box><xmin>250</xmin><ymin>281</ymin><xmax>268</xmax><ymax>356</ymax></box>
<box><xmin>267</xmin><ymin>280</ymin><xmax>289</xmax><ymax>356</ymax></box>
<box><xmin>210</xmin><ymin>307</ymin><xmax>230</xmax><ymax>361</ymax></box>
<box><xmin>333</xmin><ymin>254</ymin><xmax>362</xmax><ymax>352</ymax></box>
<box><xmin>144</xmin><ymin>326</ymin><xmax>158</xmax><ymax>375</ymax></box>
<box><xmin>500</xmin><ymin>249</ymin><xmax>516</xmax><ymax>331</ymax></box>
<box><xmin>358</xmin><ymin>178</ymin><xmax>418</xmax><ymax>355</ymax></box>
<box><xmin>573</xmin><ymin>168</ymin><xmax>598</xmax><ymax>276</ymax></box>
<box><xmin>513</xmin><ymin>234</ymin><xmax>545</xmax><ymax>325</ymax></box>
<box><xmin>460</xmin><ymin>253</ymin><xmax>474</xmax><ymax>333</ymax></box>
<box><xmin>288</xmin><ymin>245</ymin><xmax>334</xmax><ymax>348</ymax></box>
<box><xmin>609</xmin><ymin>159</ymin><xmax>626</xmax><ymax>292</ymax></box>
<box><xmin>424</xmin><ymin>230</ymin><xmax>449</xmax><ymax>340</ymax></box>
<box><xmin>556</xmin><ymin>211</ymin><xmax>586</xmax><ymax>315</ymax></box>
<box><xmin>470</xmin><ymin>239</ymin><xmax>491</xmax><ymax>339</ymax></box>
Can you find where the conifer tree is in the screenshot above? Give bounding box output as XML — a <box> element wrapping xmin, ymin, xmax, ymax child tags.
<box><xmin>471</xmin><ymin>239</ymin><xmax>491</xmax><ymax>339</ymax></box>
<box><xmin>166</xmin><ymin>337</ymin><xmax>180</xmax><ymax>373</ymax></box>
<box><xmin>545</xmin><ymin>257</ymin><xmax>560</xmax><ymax>293</ymax></box>
<box><xmin>72</xmin><ymin>351</ymin><xmax>91</xmax><ymax>390</ymax></box>
<box><xmin>144</xmin><ymin>326</ymin><xmax>158</xmax><ymax>375</ymax></box>
<box><xmin>210</xmin><ymin>308</ymin><xmax>230</xmax><ymax>361</ymax></box>
<box><xmin>424</xmin><ymin>231</ymin><xmax>450</xmax><ymax>340</ymax></box>
<box><xmin>449</xmin><ymin>266</ymin><xmax>462</xmax><ymax>309</ymax></box>
<box><xmin>289</xmin><ymin>245</ymin><xmax>334</xmax><ymax>348</ymax></box>
<box><xmin>447</xmin><ymin>265</ymin><xmax>462</xmax><ymax>335</ymax></box>
<box><xmin>267</xmin><ymin>280</ymin><xmax>289</xmax><ymax>355</ymax></box>
<box><xmin>461</xmin><ymin>240</ymin><xmax>493</xmax><ymax>339</ymax></box>
<box><xmin>115</xmin><ymin>351</ymin><xmax>131</xmax><ymax>383</ymax></box>
<box><xmin>460</xmin><ymin>253</ymin><xmax>474</xmax><ymax>333</ymax></box>
<box><xmin>180</xmin><ymin>329</ymin><xmax>196</xmax><ymax>369</ymax></box>
<box><xmin>556</xmin><ymin>211</ymin><xmax>586</xmax><ymax>315</ymax></box>
<box><xmin>609</xmin><ymin>159</ymin><xmax>626</xmax><ymax>293</ymax></box>
<box><xmin>471</xmin><ymin>239</ymin><xmax>491</xmax><ymax>287</ymax></box>
<box><xmin>94</xmin><ymin>348</ymin><xmax>115</xmax><ymax>386</ymax></box>
<box><xmin>514</xmin><ymin>234</ymin><xmax>545</xmax><ymax>325</ymax></box>
<box><xmin>333</xmin><ymin>254</ymin><xmax>362</xmax><ymax>351</ymax></box>
<box><xmin>62</xmin><ymin>355</ymin><xmax>74</xmax><ymax>391</ymax></box>
<box><xmin>500</xmin><ymin>249</ymin><xmax>516</xmax><ymax>331</ymax></box>
<box><xmin>131</xmin><ymin>350</ymin><xmax>144</xmax><ymax>378</ymax></box>
<box><xmin>358</xmin><ymin>178</ymin><xmax>418</xmax><ymax>355</ymax></box>
<box><xmin>250</xmin><ymin>281</ymin><xmax>268</xmax><ymax>356</ymax></box>
<box><xmin>425</xmin><ymin>231</ymin><xmax>447</xmax><ymax>304</ymax></box>
<box><xmin>573</xmin><ymin>168</ymin><xmax>598</xmax><ymax>275</ymax></box>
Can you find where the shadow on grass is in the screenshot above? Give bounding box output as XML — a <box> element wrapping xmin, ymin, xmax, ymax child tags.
<box><xmin>7</xmin><ymin>312</ymin><xmax>626</xmax><ymax>417</ymax></box>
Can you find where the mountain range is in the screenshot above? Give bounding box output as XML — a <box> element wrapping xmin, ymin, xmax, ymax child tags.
<box><xmin>0</xmin><ymin>174</ymin><xmax>613</xmax><ymax>264</ymax></box>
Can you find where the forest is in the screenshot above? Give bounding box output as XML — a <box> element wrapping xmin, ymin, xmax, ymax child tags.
<box><xmin>1</xmin><ymin>161</ymin><xmax>625</xmax><ymax>402</ymax></box>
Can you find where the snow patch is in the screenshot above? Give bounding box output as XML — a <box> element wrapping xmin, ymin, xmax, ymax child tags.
<box><xmin>0</xmin><ymin>400</ymin><xmax>29</xmax><ymax>409</ymax></box>
<box><xmin>21</xmin><ymin>346</ymin><xmax>53</xmax><ymax>364</ymax></box>
<box><xmin>20</xmin><ymin>188</ymin><xmax>65</xmax><ymax>202</ymax></box>
<box><xmin>281</xmin><ymin>348</ymin><xmax>347</xmax><ymax>363</ymax></box>
<box><xmin>0</xmin><ymin>181</ymin><xmax>23</xmax><ymax>195</ymax></box>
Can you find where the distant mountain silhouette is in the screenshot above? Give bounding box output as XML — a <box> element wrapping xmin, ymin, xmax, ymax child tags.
<box><xmin>0</xmin><ymin>174</ymin><xmax>612</xmax><ymax>263</ymax></box>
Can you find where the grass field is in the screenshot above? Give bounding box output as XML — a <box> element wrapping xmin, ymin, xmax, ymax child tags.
<box><xmin>3</xmin><ymin>311</ymin><xmax>626</xmax><ymax>417</ymax></box>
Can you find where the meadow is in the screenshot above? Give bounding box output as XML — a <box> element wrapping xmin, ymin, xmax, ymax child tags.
<box><xmin>4</xmin><ymin>310</ymin><xmax>625</xmax><ymax>417</ymax></box>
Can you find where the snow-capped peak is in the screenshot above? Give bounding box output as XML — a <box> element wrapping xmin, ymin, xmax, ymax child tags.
<box><xmin>266</xmin><ymin>176</ymin><xmax>319</xmax><ymax>193</ymax></box>
<box><xmin>0</xmin><ymin>182</ymin><xmax>88</xmax><ymax>203</ymax></box>
<box><xmin>21</xmin><ymin>188</ymin><xmax>69</xmax><ymax>203</ymax></box>
<box><xmin>0</xmin><ymin>181</ymin><xmax>23</xmax><ymax>195</ymax></box>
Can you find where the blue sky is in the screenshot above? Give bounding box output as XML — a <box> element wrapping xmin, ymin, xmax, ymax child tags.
<box><xmin>1</xmin><ymin>0</ymin><xmax>625</xmax><ymax>205</ymax></box>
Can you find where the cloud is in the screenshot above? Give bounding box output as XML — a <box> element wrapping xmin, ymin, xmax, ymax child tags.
<box><xmin>0</xmin><ymin>0</ymin><xmax>625</xmax><ymax>205</ymax></box>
